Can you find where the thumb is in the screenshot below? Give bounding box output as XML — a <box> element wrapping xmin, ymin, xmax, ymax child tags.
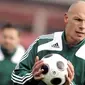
<box><xmin>35</xmin><ymin>56</ymin><xmax>39</xmax><ymax>62</ymax></box>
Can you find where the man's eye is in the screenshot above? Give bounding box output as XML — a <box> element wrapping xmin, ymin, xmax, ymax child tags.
<box><xmin>75</xmin><ymin>18</ymin><xmax>82</xmax><ymax>22</ymax></box>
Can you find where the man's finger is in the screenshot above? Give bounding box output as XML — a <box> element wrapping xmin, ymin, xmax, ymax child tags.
<box><xmin>33</xmin><ymin>62</ymin><xmax>44</xmax><ymax>73</ymax></box>
<box><xmin>68</xmin><ymin>61</ymin><xmax>74</xmax><ymax>73</ymax></box>
<box><xmin>33</xmin><ymin>60</ymin><xmax>43</xmax><ymax>69</ymax></box>
<box><xmin>34</xmin><ymin>74</ymin><xmax>44</xmax><ymax>80</ymax></box>
<box><xmin>67</xmin><ymin>66</ymin><xmax>72</xmax><ymax>78</ymax></box>
<box><xmin>65</xmin><ymin>75</ymin><xmax>71</xmax><ymax>85</ymax></box>
<box><xmin>35</xmin><ymin>56</ymin><xmax>39</xmax><ymax>62</ymax></box>
<box><xmin>33</xmin><ymin>69</ymin><xmax>44</xmax><ymax>76</ymax></box>
<box><xmin>66</xmin><ymin>75</ymin><xmax>70</xmax><ymax>83</ymax></box>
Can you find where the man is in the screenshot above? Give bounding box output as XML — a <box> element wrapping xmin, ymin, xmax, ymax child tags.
<box><xmin>0</xmin><ymin>23</ymin><xmax>25</xmax><ymax>85</ymax></box>
<box><xmin>11</xmin><ymin>1</ymin><xmax>85</xmax><ymax>85</ymax></box>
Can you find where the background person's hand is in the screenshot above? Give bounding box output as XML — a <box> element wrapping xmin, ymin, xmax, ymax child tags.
<box><xmin>32</xmin><ymin>56</ymin><xmax>44</xmax><ymax>80</ymax></box>
<box><xmin>64</xmin><ymin>61</ymin><xmax>75</xmax><ymax>85</ymax></box>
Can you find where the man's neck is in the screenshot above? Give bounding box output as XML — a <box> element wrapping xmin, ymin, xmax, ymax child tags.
<box><xmin>66</xmin><ymin>36</ymin><xmax>81</xmax><ymax>47</ymax></box>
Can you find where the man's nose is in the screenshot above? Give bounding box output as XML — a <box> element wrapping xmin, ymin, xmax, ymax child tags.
<box><xmin>79</xmin><ymin>21</ymin><xmax>85</xmax><ymax>30</ymax></box>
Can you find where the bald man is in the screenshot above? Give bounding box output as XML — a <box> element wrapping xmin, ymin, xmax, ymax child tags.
<box><xmin>11</xmin><ymin>1</ymin><xmax>85</xmax><ymax>85</ymax></box>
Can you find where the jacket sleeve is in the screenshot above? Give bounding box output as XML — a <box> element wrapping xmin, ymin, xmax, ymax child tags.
<box><xmin>70</xmin><ymin>81</ymin><xmax>76</xmax><ymax>85</ymax></box>
<box><xmin>11</xmin><ymin>38</ymin><xmax>40</xmax><ymax>85</ymax></box>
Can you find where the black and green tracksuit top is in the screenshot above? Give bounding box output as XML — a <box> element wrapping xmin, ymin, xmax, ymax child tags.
<box><xmin>11</xmin><ymin>31</ymin><xmax>85</xmax><ymax>85</ymax></box>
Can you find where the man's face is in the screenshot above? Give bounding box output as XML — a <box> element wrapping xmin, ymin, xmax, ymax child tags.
<box><xmin>1</xmin><ymin>28</ymin><xmax>20</xmax><ymax>51</ymax></box>
<box><xmin>64</xmin><ymin>3</ymin><xmax>85</xmax><ymax>43</ymax></box>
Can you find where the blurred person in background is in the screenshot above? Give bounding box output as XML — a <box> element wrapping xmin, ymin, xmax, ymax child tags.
<box><xmin>0</xmin><ymin>23</ymin><xmax>25</xmax><ymax>85</ymax></box>
<box><xmin>11</xmin><ymin>1</ymin><xmax>85</xmax><ymax>85</ymax></box>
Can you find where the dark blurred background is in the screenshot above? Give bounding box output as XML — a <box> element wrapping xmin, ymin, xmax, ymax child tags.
<box><xmin>0</xmin><ymin>0</ymin><xmax>78</xmax><ymax>49</ymax></box>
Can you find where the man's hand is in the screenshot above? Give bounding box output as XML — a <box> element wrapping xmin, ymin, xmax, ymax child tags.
<box><xmin>64</xmin><ymin>61</ymin><xmax>75</xmax><ymax>85</ymax></box>
<box><xmin>32</xmin><ymin>56</ymin><xmax>44</xmax><ymax>80</ymax></box>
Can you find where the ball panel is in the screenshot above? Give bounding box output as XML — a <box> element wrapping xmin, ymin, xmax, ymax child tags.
<box><xmin>41</xmin><ymin>64</ymin><xmax>49</xmax><ymax>74</ymax></box>
<box><xmin>51</xmin><ymin>78</ymin><xmax>62</xmax><ymax>85</ymax></box>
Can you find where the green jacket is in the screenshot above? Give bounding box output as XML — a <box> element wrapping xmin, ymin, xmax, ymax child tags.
<box><xmin>0</xmin><ymin>45</ymin><xmax>25</xmax><ymax>85</ymax></box>
<box><xmin>0</xmin><ymin>59</ymin><xmax>16</xmax><ymax>85</ymax></box>
<box><xmin>12</xmin><ymin>31</ymin><xmax>85</xmax><ymax>85</ymax></box>
<box><xmin>0</xmin><ymin>46</ymin><xmax>16</xmax><ymax>85</ymax></box>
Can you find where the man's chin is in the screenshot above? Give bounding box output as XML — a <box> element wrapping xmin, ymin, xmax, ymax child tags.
<box><xmin>75</xmin><ymin>37</ymin><xmax>84</xmax><ymax>42</ymax></box>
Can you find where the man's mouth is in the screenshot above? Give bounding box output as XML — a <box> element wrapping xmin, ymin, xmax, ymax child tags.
<box><xmin>76</xmin><ymin>31</ymin><xmax>85</xmax><ymax>34</ymax></box>
<box><xmin>75</xmin><ymin>31</ymin><xmax>85</xmax><ymax>37</ymax></box>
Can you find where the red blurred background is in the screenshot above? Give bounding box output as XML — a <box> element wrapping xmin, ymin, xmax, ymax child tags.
<box><xmin>0</xmin><ymin>0</ymin><xmax>76</xmax><ymax>49</ymax></box>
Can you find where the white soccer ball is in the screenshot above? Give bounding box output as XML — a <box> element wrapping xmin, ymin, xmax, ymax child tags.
<box><xmin>41</xmin><ymin>54</ymin><xmax>68</xmax><ymax>85</ymax></box>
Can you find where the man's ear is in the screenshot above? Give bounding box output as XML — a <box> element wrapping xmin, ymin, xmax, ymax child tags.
<box><xmin>64</xmin><ymin>13</ymin><xmax>68</xmax><ymax>24</ymax></box>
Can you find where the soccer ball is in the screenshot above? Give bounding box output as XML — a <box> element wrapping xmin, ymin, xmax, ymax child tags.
<box><xmin>41</xmin><ymin>54</ymin><xmax>68</xmax><ymax>85</ymax></box>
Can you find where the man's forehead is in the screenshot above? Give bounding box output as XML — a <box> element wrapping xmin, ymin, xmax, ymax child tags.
<box><xmin>74</xmin><ymin>13</ymin><xmax>85</xmax><ymax>21</ymax></box>
<box><xmin>68</xmin><ymin>1</ymin><xmax>85</xmax><ymax>14</ymax></box>
<box><xmin>67</xmin><ymin>1</ymin><xmax>85</xmax><ymax>20</ymax></box>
